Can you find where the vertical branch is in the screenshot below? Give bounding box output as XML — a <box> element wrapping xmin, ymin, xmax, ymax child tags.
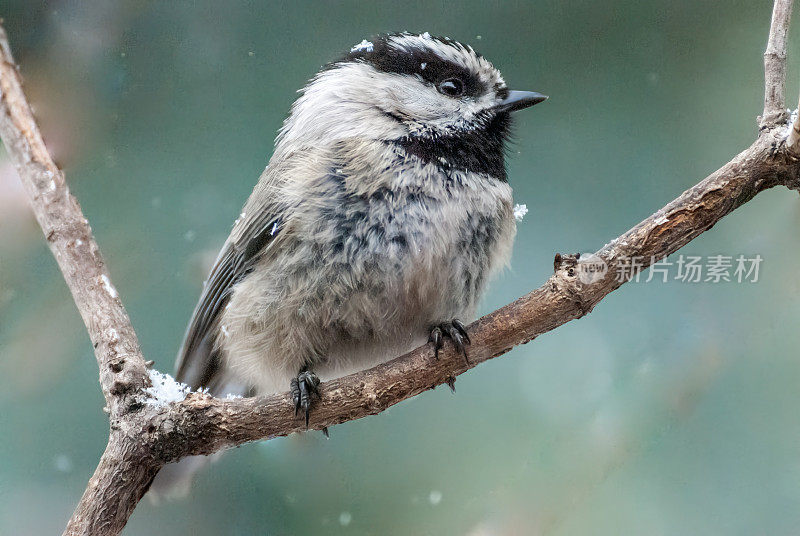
<box><xmin>763</xmin><ymin>0</ymin><xmax>794</xmax><ymax>125</ymax></box>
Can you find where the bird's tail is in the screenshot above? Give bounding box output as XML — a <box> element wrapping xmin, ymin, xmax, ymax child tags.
<box><xmin>146</xmin><ymin>378</ymin><xmax>248</xmax><ymax>503</ymax></box>
<box><xmin>147</xmin><ymin>454</ymin><xmax>217</xmax><ymax>503</ymax></box>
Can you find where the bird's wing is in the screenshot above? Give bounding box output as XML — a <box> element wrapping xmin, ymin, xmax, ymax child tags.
<box><xmin>174</xmin><ymin>178</ymin><xmax>284</xmax><ymax>393</ymax></box>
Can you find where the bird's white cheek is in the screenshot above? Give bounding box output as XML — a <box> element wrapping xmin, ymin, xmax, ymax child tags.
<box><xmin>392</xmin><ymin>91</ymin><xmax>453</xmax><ymax>121</ymax></box>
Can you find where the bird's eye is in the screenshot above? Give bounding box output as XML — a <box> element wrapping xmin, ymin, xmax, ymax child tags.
<box><xmin>437</xmin><ymin>78</ymin><xmax>465</xmax><ymax>97</ymax></box>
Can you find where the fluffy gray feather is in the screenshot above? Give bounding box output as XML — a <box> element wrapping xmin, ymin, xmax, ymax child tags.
<box><xmin>153</xmin><ymin>32</ymin><xmax>543</xmax><ymax>498</ymax></box>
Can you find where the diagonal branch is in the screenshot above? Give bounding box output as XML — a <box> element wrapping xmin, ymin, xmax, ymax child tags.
<box><xmin>159</xmin><ymin>132</ymin><xmax>800</xmax><ymax>458</ymax></box>
<box><xmin>0</xmin><ymin>25</ymin><xmax>150</xmax><ymax>415</ymax></box>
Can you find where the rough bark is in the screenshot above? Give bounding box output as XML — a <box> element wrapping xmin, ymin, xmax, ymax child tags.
<box><xmin>62</xmin><ymin>436</ymin><xmax>162</xmax><ymax>536</ymax></box>
<box><xmin>0</xmin><ymin>26</ymin><xmax>150</xmax><ymax>417</ymax></box>
<box><xmin>0</xmin><ymin>3</ymin><xmax>797</xmax><ymax>534</ymax></box>
<box><xmin>763</xmin><ymin>0</ymin><xmax>794</xmax><ymax>126</ymax></box>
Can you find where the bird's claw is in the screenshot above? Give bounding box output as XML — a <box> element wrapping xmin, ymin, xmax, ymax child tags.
<box><xmin>445</xmin><ymin>376</ymin><xmax>457</xmax><ymax>393</ymax></box>
<box><xmin>428</xmin><ymin>319</ymin><xmax>471</xmax><ymax>363</ymax></box>
<box><xmin>290</xmin><ymin>369</ymin><xmax>321</xmax><ymax>428</ymax></box>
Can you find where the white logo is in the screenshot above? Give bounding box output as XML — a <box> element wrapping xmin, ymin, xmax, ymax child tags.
<box><xmin>576</xmin><ymin>253</ymin><xmax>608</xmax><ymax>284</ymax></box>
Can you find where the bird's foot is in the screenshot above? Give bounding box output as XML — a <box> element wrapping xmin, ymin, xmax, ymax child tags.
<box><xmin>290</xmin><ymin>369</ymin><xmax>321</xmax><ymax>427</ymax></box>
<box><xmin>428</xmin><ymin>319</ymin><xmax>471</xmax><ymax>363</ymax></box>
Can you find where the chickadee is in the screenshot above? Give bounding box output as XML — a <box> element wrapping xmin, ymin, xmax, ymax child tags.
<box><xmin>176</xmin><ymin>32</ymin><xmax>546</xmax><ymax>420</ymax></box>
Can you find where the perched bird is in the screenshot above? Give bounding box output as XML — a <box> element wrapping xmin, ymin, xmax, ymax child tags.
<box><xmin>177</xmin><ymin>32</ymin><xmax>544</xmax><ymax>431</ymax></box>
<box><xmin>152</xmin><ymin>31</ymin><xmax>546</xmax><ymax>499</ymax></box>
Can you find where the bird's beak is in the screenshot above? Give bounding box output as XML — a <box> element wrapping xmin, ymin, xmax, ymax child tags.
<box><xmin>495</xmin><ymin>90</ymin><xmax>548</xmax><ymax>113</ymax></box>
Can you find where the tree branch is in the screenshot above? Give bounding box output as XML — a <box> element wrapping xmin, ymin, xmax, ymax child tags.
<box><xmin>0</xmin><ymin>4</ymin><xmax>799</xmax><ymax>535</ymax></box>
<box><xmin>0</xmin><ymin>25</ymin><xmax>150</xmax><ymax>416</ymax></box>
<box><xmin>0</xmin><ymin>23</ymin><xmax>154</xmax><ymax>536</ymax></box>
<box><xmin>61</xmin><ymin>436</ymin><xmax>161</xmax><ymax>536</ymax></box>
<box><xmin>156</xmin><ymin>132</ymin><xmax>800</xmax><ymax>458</ymax></box>
<box><xmin>763</xmin><ymin>0</ymin><xmax>794</xmax><ymax>126</ymax></box>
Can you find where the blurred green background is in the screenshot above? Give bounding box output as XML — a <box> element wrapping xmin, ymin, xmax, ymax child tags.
<box><xmin>2</xmin><ymin>0</ymin><xmax>800</xmax><ymax>534</ymax></box>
